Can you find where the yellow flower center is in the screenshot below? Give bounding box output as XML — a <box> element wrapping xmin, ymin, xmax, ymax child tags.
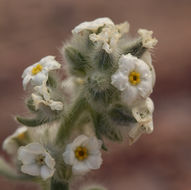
<box><xmin>31</xmin><ymin>64</ymin><xmax>43</xmax><ymax>75</ymax></box>
<box><xmin>17</xmin><ymin>133</ymin><xmax>25</xmax><ymax>140</ymax></box>
<box><xmin>75</xmin><ymin>146</ymin><xmax>88</xmax><ymax>161</ymax></box>
<box><xmin>129</xmin><ymin>71</ymin><xmax>140</xmax><ymax>85</ymax></box>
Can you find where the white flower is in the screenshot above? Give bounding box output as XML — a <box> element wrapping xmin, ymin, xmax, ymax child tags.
<box><xmin>22</xmin><ymin>56</ymin><xmax>61</xmax><ymax>90</ymax></box>
<box><xmin>32</xmin><ymin>81</ymin><xmax>63</xmax><ymax>111</ymax></box>
<box><xmin>2</xmin><ymin>127</ymin><xmax>28</xmax><ymax>154</ymax></box>
<box><xmin>73</xmin><ymin>18</ymin><xmax>130</xmax><ymax>54</ymax></box>
<box><xmin>138</xmin><ymin>29</ymin><xmax>158</xmax><ymax>49</ymax></box>
<box><xmin>111</xmin><ymin>54</ymin><xmax>153</xmax><ymax>105</ymax></box>
<box><xmin>128</xmin><ymin>120</ymin><xmax>153</xmax><ymax>145</ymax></box>
<box><xmin>18</xmin><ymin>142</ymin><xmax>55</xmax><ymax>180</ymax></box>
<box><xmin>128</xmin><ymin>98</ymin><xmax>154</xmax><ymax>145</ymax></box>
<box><xmin>132</xmin><ymin>98</ymin><xmax>154</xmax><ymax>125</ymax></box>
<box><xmin>116</xmin><ymin>21</ymin><xmax>130</xmax><ymax>35</ymax></box>
<box><xmin>63</xmin><ymin>135</ymin><xmax>102</xmax><ymax>175</ymax></box>
<box><xmin>89</xmin><ymin>25</ymin><xmax>121</xmax><ymax>54</ymax></box>
<box><xmin>72</xmin><ymin>17</ymin><xmax>114</xmax><ymax>34</ymax></box>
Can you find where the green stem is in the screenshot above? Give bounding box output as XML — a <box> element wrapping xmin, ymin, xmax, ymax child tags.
<box><xmin>51</xmin><ymin>179</ymin><xmax>69</xmax><ymax>190</ymax></box>
<box><xmin>41</xmin><ymin>180</ymin><xmax>51</xmax><ymax>190</ymax></box>
<box><xmin>56</xmin><ymin>93</ymin><xmax>87</xmax><ymax>145</ymax></box>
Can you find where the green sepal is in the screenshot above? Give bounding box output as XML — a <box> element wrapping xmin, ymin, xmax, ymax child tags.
<box><xmin>26</xmin><ymin>98</ymin><xmax>37</xmax><ymax>112</ymax></box>
<box><xmin>65</xmin><ymin>47</ymin><xmax>89</xmax><ymax>77</ymax></box>
<box><xmin>90</xmin><ymin>110</ymin><xmax>123</xmax><ymax>143</ymax></box>
<box><xmin>124</xmin><ymin>40</ymin><xmax>146</xmax><ymax>58</ymax></box>
<box><xmin>51</xmin><ymin>179</ymin><xmax>69</xmax><ymax>190</ymax></box>
<box><xmin>108</xmin><ymin>104</ymin><xmax>137</xmax><ymax>125</ymax></box>
<box><xmin>16</xmin><ymin>116</ymin><xmax>50</xmax><ymax>127</ymax></box>
<box><xmin>87</xmin><ymin>74</ymin><xmax>120</xmax><ymax>105</ymax></box>
<box><xmin>16</xmin><ymin>111</ymin><xmax>59</xmax><ymax>127</ymax></box>
<box><xmin>88</xmin><ymin>86</ymin><xmax>116</xmax><ymax>105</ymax></box>
<box><xmin>95</xmin><ymin>49</ymin><xmax>114</xmax><ymax>71</ymax></box>
<box><xmin>47</xmin><ymin>75</ymin><xmax>57</xmax><ymax>88</ymax></box>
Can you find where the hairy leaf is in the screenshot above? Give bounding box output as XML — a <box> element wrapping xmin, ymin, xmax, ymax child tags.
<box><xmin>65</xmin><ymin>47</ymin><xmax>89</xmax><ymax>77</ymax></box>
<box><xmin>108</xmin><ymin>104</ymin><xmax>137</xmax><ymax>125</ymax></box>
<box><xmin>124</xmin><ymin>40</ymin><xmax>146</xmax><ymax>58</ymax></box>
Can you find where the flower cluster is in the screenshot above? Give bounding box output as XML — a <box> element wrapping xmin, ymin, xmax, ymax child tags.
<box><xmin>1</xmin><ymin>18</ymin><xmax>157</xmax><ymax>190</ymax></box>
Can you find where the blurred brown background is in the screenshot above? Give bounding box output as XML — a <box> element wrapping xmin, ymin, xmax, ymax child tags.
<box><xmin>0</xmin><ymin>0</ymin><xmax>191</xmax><ymax>189</ymax></box>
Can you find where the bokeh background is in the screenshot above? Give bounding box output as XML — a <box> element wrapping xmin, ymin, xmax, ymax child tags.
<box><xmin>0</xmin><ymin>0</ymin><xmax>191</xmax><ymax>189</ymax></box>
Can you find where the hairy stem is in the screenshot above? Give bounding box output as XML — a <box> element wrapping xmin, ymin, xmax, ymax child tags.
<box><xmin>56</xmin><ymin>92</ymin><xmax>87</xmax><ymax>145</ymax></box>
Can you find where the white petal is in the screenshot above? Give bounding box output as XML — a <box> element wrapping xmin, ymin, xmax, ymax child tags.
<box><xmin>138</xmin><ymin>29</ymin><xmax>158</xmax><ymax>48</ymax></box>
<box><xmin>144</xmin><ymin>120</ymin><xmax>154</xmax><ymax>134</ymax></box>
<box><xmin>132</xmin><ymin>99</ymin><xmax>152</xmax><ymax>124</ymax></box>
<box><xmin>31</xmin><ymin>73</ymin><xmax>48</xmax><ymax>86</ymax></box>
<box><xmin>31</xmin><ymin>93</ymin><xmax>44</xmax><ymax>110</ymax></box>
<box><xmin>63</xmin><ymin>149</ymin><xmax>75</xmax><ymax>165</ymax></box>
<box><xmin>135</xmin><ymin>60</ymin><xmax>150</xmax><ymax>79</ymax></box>
<box><xmin>71</xmin><ymin>135</ymin><xmax>89</xmax><ymax>150</ymax></box>
<box><xmin>128</xmin><ymin>123</ymin><xmax>144</xmax><ymax>145</ymax></box>
<box><xmin>45</xmin><ymin>152</ymin><xmax>55</xmax><ymax>169</ymax></box>
<box><xmin>146</xmin><ymin>98</ymin><xmax>154</xmax><ymax>113</ymax></box>
<box><xmin>84</xmin><ymin>137</ymin><xmax>102</xmax><ymax>155</ymax></box>
<box><xmin>72</xmin><ymin>161</ymin><xmax>90</xmax><ymax>175</ymax></box>
<box><xmin>21</xmin><ymin>164</ymin><xmax>40</xmax><ymax>176</ymax></box>
<box><xmin>24</xmin><ymin>142</ymin><xmax>45</xmax><ymax>154</ymax></box>
<box><xmin>86</xmin><ymin>155</ymin><xmax>102</xmax><ymax>169</ymax></box>
<box><xmin>22</xmin><ymin>75</ymin><xmax>31</xmax><ymax>90</ymax></box>
<box><xmin>111</xmin><ymin>71</ymin><xmax>128</xmax><ymax>91</ymax></box>
<box><xmin>22</xmin><ymin>65</ymin><xmax>33</xmax><ymax>78</ymax></box>
<box><xmin>118</xmin><ymin>54</ymin><xmax>135</xmax><ymax>73</ymax></box>
<box><xmin>49</xmin><ymin>100</ymin><xmax>63</xmax><ymax>111</ymax></box>
<box><xmin>18</xmin><ymin>147</ymin><xmax>36</xmax><ymax>164</ymax></box>
<box><xmin>2</xmin><ymin>137</ymin><xmax>18</xmax><ymax>155</ymax></box>
<box><xmin>72</xmin><ymin>17</ymin><xmax>114</xmax><ymax>34</ymax></box>
<box><xmin>40</xmin><ymin>165</ymin><xmax>54</xmax><ymax>180</ymax></box>
<box><xmin>41</xmin><ymin>56</ymin><xmax>61</xmax><ymax>71</ymax></box>
<box><xmin>137</xmin><ymin>79</ymin><xmax>152</xmax><ymax>98</ymax></box>
<box><xmin>116</xmin><ymin>22</ymin><xmax>130</xmax><ymax>34</ymax></box>
<box><xmin>121</xmin><ymin>86</ymin><xmax>138</xmax><ymax>105</ymax></box>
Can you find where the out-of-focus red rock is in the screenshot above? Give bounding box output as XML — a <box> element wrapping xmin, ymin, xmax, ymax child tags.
<box><xmin>0</xmin><ymin>0</ymin><xmax>191</xmax><ymax>189</ymax></box>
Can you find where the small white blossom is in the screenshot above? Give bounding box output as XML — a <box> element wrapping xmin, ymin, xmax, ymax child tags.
<box><xmin>116</xmin><ymin>21</ymin><xmax>130</xmax><ymax>35</ymax></box>
<box><xmin>111</xmin><ymin>54</ymin><xmax>153</xmax><ymax>105</ymax></box>
<box><xmin>72</xmin><ymin>17</ymin><xmax>114</xmax><ymax>34</ymax></box>
<box><xmin>32</xmin><ymin>82</ymin><xmax>63</xmax><ymax>111</ymax></box>
<box><xmin>18</xmin><ymin>142</ymin><xmax>55</xmax><ymax>180</ymax></box>
<box><xmin>89</xmin><ymin>25</ymin><xmax>121</xmax><ymax>54</ymax></box>
<box><xmin>128</xmin><ymin>120</ymin><xmax>153</xmax><ymax>145</ymax></box>
<box><xmin>22</xmin><ymin>56</ymin><xmax>61</xmax><ymax>90</ymax></box>
<box><xmin>63</xmin><ymin>135</ymin><xmax>102</xmax><ymax>175</ymax></box>
<box><xmin>128</xmin><ymin>98</ymin><xmax>154</xmax><ymax>144</ymax></box>
<box><xmin>2</xmin><ymin>127</ymin><xmax>28</xmax><ymax>154</ymax></box>
<box><xmin>138</xmin><ymin>29</ymin><xmax>158</xmax><ymax>49</ymax></box>
<box><xmin>132</xmin><ymin>97</ymin><xmax>154</xmax><ymax>125</ymax></box>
